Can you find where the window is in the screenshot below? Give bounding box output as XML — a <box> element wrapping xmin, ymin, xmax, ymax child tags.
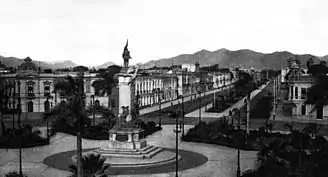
<box><xmin>301</xmin><ymin>88</ymin><xmax>306</xmax><ymax>99</ymax></box>
<box><xmin>294</xmin><ymin>87</ymin><xmax>298</xmax><ymax>99</ymax></box>
<box><xmin>290</xmin><ymin>86</ymin><xmax>293</xmax><ymax>100</ymax></box>
<box><xmin>301</xmin><ymin>104</ymin><xmax>306</xmax><ymax>115</ymax></box>
<box><xmin>85</xmin><ymin>80</ymin><xmax>91</xmax><ymax>93</ymax></box>
<box><xmin>28</xmin><ymin>101</ymin><xmax>33</xmax><ymax>112</ymax></box>
<box><xmin>44</xmin><ymin>82</ymin><xmax>51</xmax><ymax>96</ymax></box>
<box><xmin>28</xmin><ymin>83</ymin><xmax>34</xmax><ymax>96</ymax></box>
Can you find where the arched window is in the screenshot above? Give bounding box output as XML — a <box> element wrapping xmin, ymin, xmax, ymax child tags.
<box><xmin>44</xmin><ymin>100</ymin><xmax>50</xmax><ymax>112</ymax></box>
<box><xmin>28</xmin><ymin>101</ymin><xmax>33</xmax><ymax>112</ymax></box>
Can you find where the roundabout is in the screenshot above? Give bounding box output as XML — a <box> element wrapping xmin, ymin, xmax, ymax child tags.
<box><xmin>43</xmin><ymin>147</ymin><xmax>208</xmax><ymax>175</ymax></box>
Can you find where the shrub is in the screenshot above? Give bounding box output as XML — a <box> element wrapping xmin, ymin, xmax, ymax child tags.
<box><xmin>5</xmin><ymin>171</ymin><xmax>28</xmax><ymax>177</ymax></box>
<box><xmin>50</xmin><ymin>117</ymin><xmax>162</xmax><ymax>140</ymax></box>
<box><xmin>0</xmin><ymin>124</ymin><xmax>49</xmax><ymax>149</ymax></box>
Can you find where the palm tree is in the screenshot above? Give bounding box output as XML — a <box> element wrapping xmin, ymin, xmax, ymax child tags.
<box><xmin>92</xmin><ymin>65</ymin><xmax>122</xmax><ymax>110</ymax></box>
<box><xmin>68</xmin><ymin>153</ymin><xmax>110</xmax><ymax>177</ymax></box>
<box><xmin>43</xmin><ymin>74</ymin><xmax>87</xmax><ymax>177</ymax></box>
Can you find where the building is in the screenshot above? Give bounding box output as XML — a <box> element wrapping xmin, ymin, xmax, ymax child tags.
<box><xmin>0</xmin><ymin>57</ymin><xmax>107</xmax><ymax>119</ymax></box>
<box><xmin>134</xmin><ymin>74</ymin><xmax>179</xmax><ymax>107</ymax></box>
<box><xmin>284</xmin><ymin>59</ymin><xmax>327</xmax><ymax>120</ymax></box>
<box><xmin>181</xmin><ymin>63</ymin><xmax>196</xmax><ymax>72</ymax></box>
<box><xmin>211</xmin><ymin>68</ymin><xmax>235</xmax><ymax>89</ymax></box>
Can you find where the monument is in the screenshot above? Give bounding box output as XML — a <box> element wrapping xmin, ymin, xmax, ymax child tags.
<box><xmin>74</xmin><ymin>40</ymin><xmax>180</xmax><ymax>167</ymax></box>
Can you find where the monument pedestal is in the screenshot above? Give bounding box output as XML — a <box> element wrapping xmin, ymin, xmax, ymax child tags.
<box><xmin>104</xmin><ymin>128</ymin><xmax>147</xmax><ymax>150</ymax></box>
<box><xmin>96</xmin><ymin>128</ymin><xmax>163</xmax><ymax>159</ymax></box>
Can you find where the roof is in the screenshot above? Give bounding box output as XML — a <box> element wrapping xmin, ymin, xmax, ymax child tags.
<box><xmin>19</xmin><ymin>57</ymin><xmax>37</xmax><ymax>71</ymax></box>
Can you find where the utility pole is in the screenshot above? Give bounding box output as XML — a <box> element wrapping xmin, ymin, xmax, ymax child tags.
<box><xmin>272</xmin><ymin>76</ymin><xmax>276</xmax><ymax>120</ymax></box>
<box><xmin>246</xmin><ymin>93</ymin><xmax>250</xmax><ymax>135</ymax></box>
<box><xmin>175</xmin><ymin>109</ymin><xmax>179</xmax><ymax>177</ymax></box>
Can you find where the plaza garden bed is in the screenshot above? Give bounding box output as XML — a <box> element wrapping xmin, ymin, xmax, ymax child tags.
<box><xmin>207</xmin><ymin>90</ymin><xmax>252</xmax><ymax>113</ymax></box>
<box><xmin>50</xmin><ymin>118</ymin><xmax>162</xmax><ymax>140</ymax></box>
<box><xmin>181</xmin><ymin>118</ymin><xmax>320</xmax><ymax>151</ymax></box>
<box><xmin>0</xmin><ymin>124</ymin><xmax>49</xmax><ymax>149</ymax></box>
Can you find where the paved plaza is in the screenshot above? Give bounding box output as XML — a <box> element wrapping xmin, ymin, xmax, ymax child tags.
<box><xmin>0</xmin><ymin>125</ymin><xmax>257</xmax><ymax>177</ymax></box>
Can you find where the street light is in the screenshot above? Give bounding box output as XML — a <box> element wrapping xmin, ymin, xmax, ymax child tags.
<box><xmin>198</xmin><ymin>91</ymin><xmax>202</xmax><ymax>123</ymax></box>
<box><xmin>177</xmin><ymin>95</ymin><xmax>185</xmax><ymax>136</ymax></box>
<box><xmin>232</xmin><ymin>108</ymin><xmax>241</xmax><ymax>177</ymax></box>
<box><xmin>91</xmin><ymin>94</ymin><xmax>95</xmax><ymax>126</ymax></box>
<box><xmin>17</xmin><ymin>81</ymin><xmax>21</xmax><ymax>126</ymax></box>
<box><xmin>173</xmin><ymin>108</ymin><xmax>181</xmax><ymax>177</ymax></box>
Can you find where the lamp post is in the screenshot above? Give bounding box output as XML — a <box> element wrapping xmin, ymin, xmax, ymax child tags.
<box><xmin>232</xmin><ymin>108</ymin><xmax>241</xmax><ymax>177</ymax></box>
<box><xmin>17</xmin><ymin>81</ymin><xmax>21</xmax><ymax>126</ymax></box>
<box><xmin>174</xmin><ymin>108</ymin><xmax>181</xmax><ymax>177</ymax></box>
<box><xmin>178</xmin><ymin>95</ymin><xmax>185</xmax><ymax>136</ymax></box>
<box><xmin>198</xmin><ymin>91</ymin><xmax>202</xmax><ymax>123</ymax></box>
<box><xmin>91</xmin><ymin>94</ymin><xmax>95</xmax><ymax>126</ymax></box>
<box><xmin>158</xmin><ymin>91</ymin><xmax>162</xmax><ymax>128</ymax></box>
<box><xmin>12</xmin><ymin>81</ymin><xmax>16</xmax><ymax>129</ymax></box>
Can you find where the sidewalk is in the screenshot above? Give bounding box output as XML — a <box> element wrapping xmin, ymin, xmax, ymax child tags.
<box><xmin>185</xmin><ymin>81</ymin><xmax>271</xmax><ymax>120</ymax></box>
<box><xmin>139</xmin><ymin>85</ymin><xmax>233</xmax><ymax>115</ymax></box>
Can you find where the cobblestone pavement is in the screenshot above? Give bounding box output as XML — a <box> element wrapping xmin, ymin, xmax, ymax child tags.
<box><xmin>0</xmin><ymin>125</ymin><xmax>257</xmax><ymax>177</ymax></box>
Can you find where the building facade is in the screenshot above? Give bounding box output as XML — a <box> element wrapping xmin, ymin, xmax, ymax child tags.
<box><xmin>285</xmin><ymin>59</ymin><xmax>328</xmax><ymax>120</ymax></box>
<box><xmin>0</xmin><ymin>57</ymin><xmax>107</xmax><ymax>119</ymax></box>
<box><xmin>134</xmin><ymin>74</ymin><xmax>179</xmax><ymax>107</ymax></box>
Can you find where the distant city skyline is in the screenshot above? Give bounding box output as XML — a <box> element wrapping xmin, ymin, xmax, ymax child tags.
<box><xmin>0</xmin><ymin>0</ymin><xmax>327</xmax><ymax>67</ymax></box>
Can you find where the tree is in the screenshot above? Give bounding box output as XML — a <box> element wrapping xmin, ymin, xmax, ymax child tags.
<box><xmin>92</xmin><ymin>65</ymin><xmax>122</xmax><ymax>110</ymax></box>
<box><xmin>43</xmin><ymin>74</ymin><xmax>87</xmax><ymax>177</ymax></box>
<box><xmin>73</xmin><ymin>66</ymin><xmax>89</xmax><ymax>72</ymax></box>
<box><xmin>68</xmin><ymin>153</ymin><xmax>110</xmax><ymax>177</ymax></box>
<box><xmin>234</xmin><ymin>71</ymin><xmax>255</xmax><ymax>96</ymax></box>
<box><xmin>305</xmin><ymin>75</ymin><xmax>328</xmax><ymax>115</ymax></box>
<box><xmin>85</xmin><ymin>105</ymin><xmax>116</xmax><ymax>129</ymax></box>
<box><xmin>0</xmin><ymin>78</ymin><xmax>14</xmax><ymax>137</ymax></box>
<box><xmin>306</xmin><ymin>58</ymin><xmax>314</xmax><ymax>71</ymax></box>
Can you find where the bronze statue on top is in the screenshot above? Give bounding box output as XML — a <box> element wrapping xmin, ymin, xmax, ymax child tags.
<box><xmin>122</xmin><ymin>39</ymin><xmax>131</xmax><ymax>69</ymax></box>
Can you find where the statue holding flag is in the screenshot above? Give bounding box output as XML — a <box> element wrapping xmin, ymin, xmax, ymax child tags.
<box><xmin>122</xmin><ymin>39</ymin><xmax>131</xmax><ymax>69</ymax></box>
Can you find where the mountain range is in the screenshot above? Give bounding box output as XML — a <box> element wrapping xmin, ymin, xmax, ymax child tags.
<box><xmin>0</xmin><ymin>56</ymin><xmax>78</xmax><ymax>69</ymax></box>
<box><xmin>1</xmin><ymin>49</ymin><xmax>328</xmax><ymax>70</ymax></box>
<box><xmin>140</xmin><ymin>49</ymin><xmax>327</xmax><ymax>70</ymax></box>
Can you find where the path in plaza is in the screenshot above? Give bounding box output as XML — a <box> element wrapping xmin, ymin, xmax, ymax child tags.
<box><xmin>139</xmin><ymin>85</ymin><xmax>233</xmax><ymax>115</ymax></box>
<box><xmin>0</xmin><ymin>125</ymin><xmax>257</xmax><ymax>177</ymax></box>
<box><xmin>185</xmin><ymin>81</ymin><xmax>271</xmax><ymax>122</ymax></box>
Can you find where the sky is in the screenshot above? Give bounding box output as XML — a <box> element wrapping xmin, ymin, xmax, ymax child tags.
<box><xmin>0</xmin><ymin>0</ymin><xmax>327</xmax><ymax>67</ymax></box>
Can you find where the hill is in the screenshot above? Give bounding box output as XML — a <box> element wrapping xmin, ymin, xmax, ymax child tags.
<box><xmin>96</xmin><ymin>61</ymin><xmax>117</xmax><ymax>69</ymax></box>
<box><xmin>140</xmin><ymin>49</ymin><xmax>323</xmax><ymax>70</ymax></box>
<box><xmin>0</xmin><ymin>56</ymin><xmax>77</xmax><ymax>69</ymax></box>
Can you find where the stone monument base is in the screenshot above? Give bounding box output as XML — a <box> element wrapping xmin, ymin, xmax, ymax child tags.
<box><xmin>95</xmin><ymin>128</ymin><xmax>163</xmax><ymax>159</ymax></box>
